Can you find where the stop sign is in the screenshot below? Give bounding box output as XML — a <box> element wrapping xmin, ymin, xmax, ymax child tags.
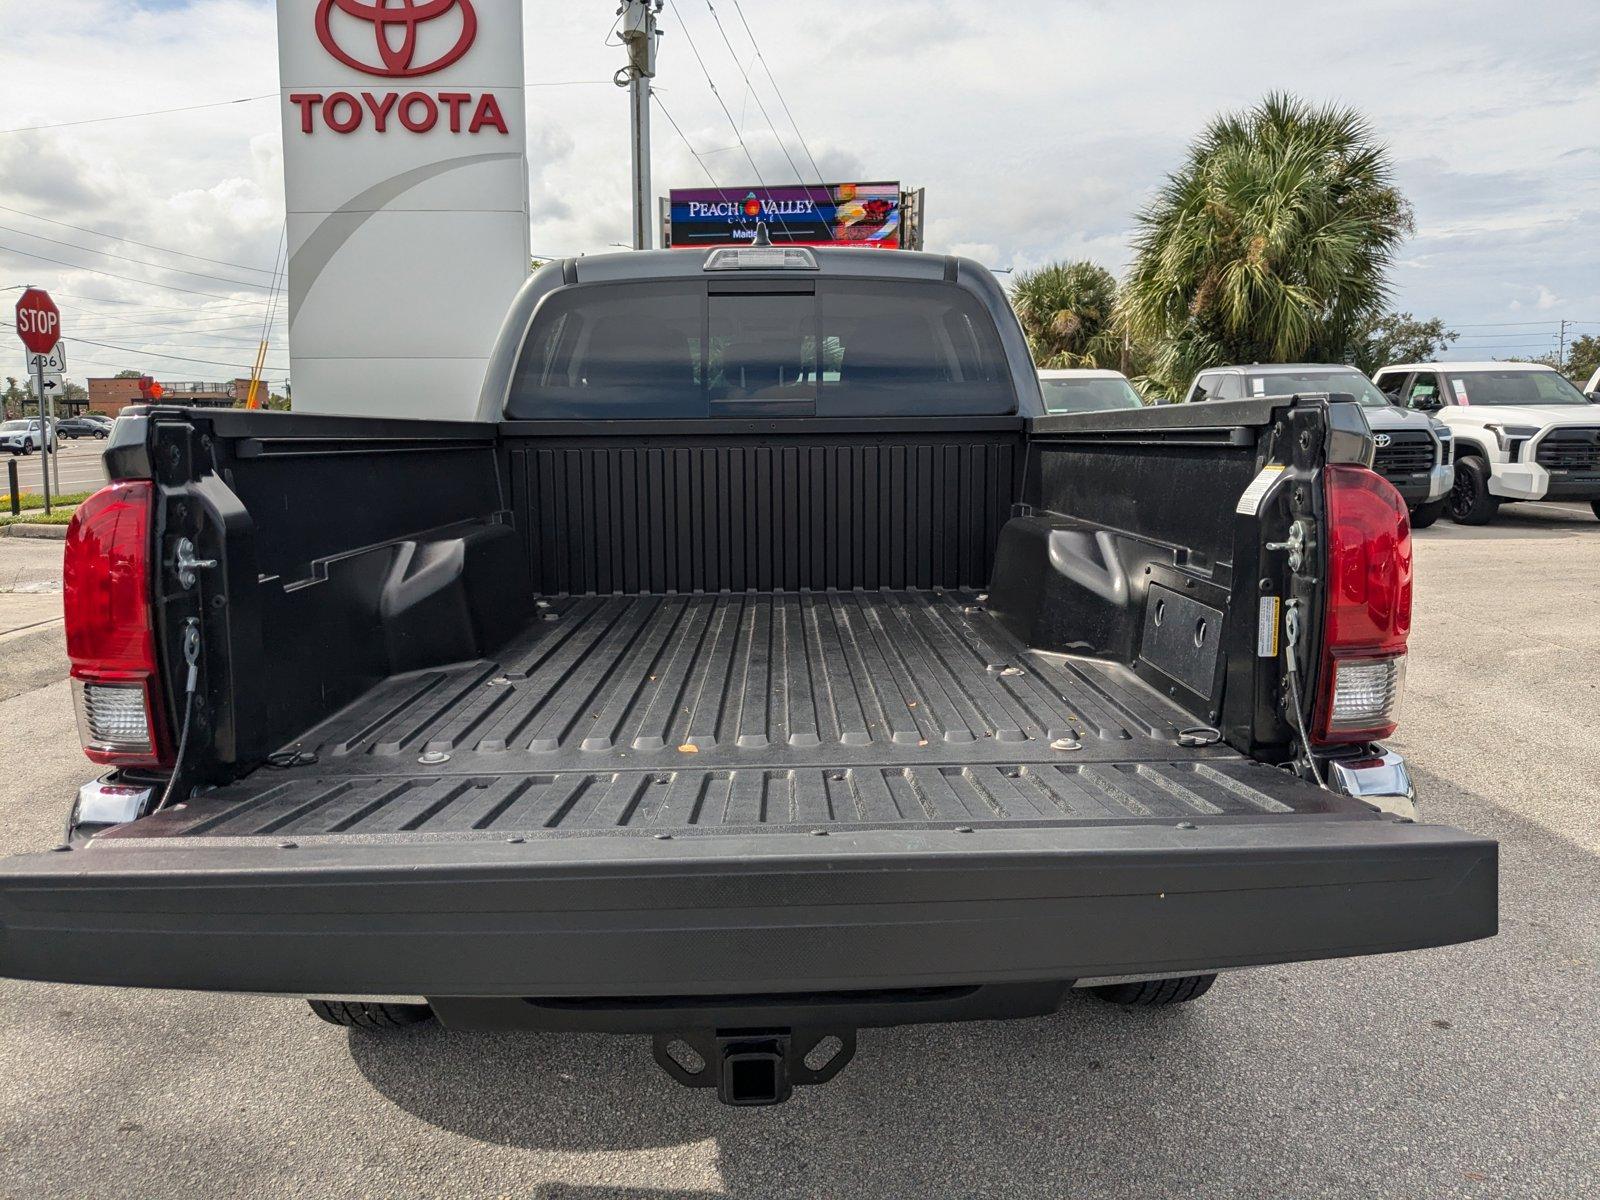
<box><xmin>15</xmin><ymin>288</ymin><xmax>61</xmax><ymax>355</ymax></box>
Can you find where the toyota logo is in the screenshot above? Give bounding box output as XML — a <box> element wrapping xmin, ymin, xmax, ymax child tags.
<box><xmin>315</xmin><ymin>0</ymin><xmax>478</xmax><ymax>79</ymax></box>
<box><xmin>1374</xmin><ymin>434</ymin><xmax>1392</xmax><ymax>449</ymax></box>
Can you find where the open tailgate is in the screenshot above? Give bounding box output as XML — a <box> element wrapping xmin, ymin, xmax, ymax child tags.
<box><xmin>0</xmin><ymin>760</ymin><xmax>1497</xmax><ymax>997</ymax></box>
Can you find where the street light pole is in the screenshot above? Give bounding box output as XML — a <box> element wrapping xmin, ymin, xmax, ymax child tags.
<box><xmin>618</xmin><ymin>0</ymin><xmax>663</xmax><ymax>250</ymax></box>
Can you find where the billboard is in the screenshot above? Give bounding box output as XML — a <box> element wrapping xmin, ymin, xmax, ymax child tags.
<box><xmin>666</xmin><ymin>182</ymin><xmax>904</xmax><ymax>249</ymax></box>
<box><xmin>277</xmin><ymin>0</ymin><xmax>531</xmax><ymax>418</ymax></box>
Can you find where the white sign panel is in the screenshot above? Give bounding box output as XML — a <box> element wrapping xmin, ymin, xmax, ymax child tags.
<box><xmin>27</xmin><ymin>343</ymin><xmax>67</xmax><ymax>373</ymax></box>
<box><xmin>278</xmin><ymin>0</ymin><xmax>531</xmax><ymax>418</ymax></box>
<box><xmin>29</xmin><ymin>371</ymin><xmax>64</xmax><ymax>398</ymax></box>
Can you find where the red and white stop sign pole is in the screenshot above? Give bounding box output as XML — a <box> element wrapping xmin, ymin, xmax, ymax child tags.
<box><xmin>14</xmin><ymin>287</ymin><xmax>62</xmax><ymax>514</ymax></box>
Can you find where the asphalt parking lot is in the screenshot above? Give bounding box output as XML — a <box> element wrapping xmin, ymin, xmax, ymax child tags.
<box><xmin>0</xmin><ymin>504</ymin><xmax>1595</xmax><ymax>1200</ymax></box>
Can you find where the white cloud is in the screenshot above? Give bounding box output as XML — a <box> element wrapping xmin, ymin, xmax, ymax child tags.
<box><xmin>1</xmin><ymin>0</ymin><xmax>1596</xmax><ymax>374</ymax></box>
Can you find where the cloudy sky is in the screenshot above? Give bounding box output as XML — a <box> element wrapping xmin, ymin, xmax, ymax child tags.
<box><xmin>0</xmin><ymin>0</ymin><xmax>1596</xmax><ymax>385</ymax></box>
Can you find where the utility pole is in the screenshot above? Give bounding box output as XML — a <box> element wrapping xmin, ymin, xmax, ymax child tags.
<box><xmin>617</xmin><ymin>1</ymin><xmax>663</xmax><ymax>250</ymax></box>
<box><xmin>1558</xmin><ymin>319</ymin><xmax>1570</xmax><ymax>371</ymax></box>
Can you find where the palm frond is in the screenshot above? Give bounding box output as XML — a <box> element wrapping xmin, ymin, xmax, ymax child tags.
<box><xmin>1120</xmin><ymin>93</ymin><xmax>1413</xmax><ymax>394</ymax></box>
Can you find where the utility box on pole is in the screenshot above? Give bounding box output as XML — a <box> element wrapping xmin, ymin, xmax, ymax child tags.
<box><xmin>618</xmin><ymin>0</ymin><xmax>663</xmax><ymax>250</ymax></box>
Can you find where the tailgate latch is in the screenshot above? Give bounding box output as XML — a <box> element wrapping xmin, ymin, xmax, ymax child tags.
<box><xmin>174</xmin><ymin>538</ymin><xmax>218</xmax><ymax>591</ymax></box>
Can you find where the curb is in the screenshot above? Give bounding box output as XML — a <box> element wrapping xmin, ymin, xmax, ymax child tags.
<box><xmin>1</xmin><ymin>523</ymin><xmax>69</xmax><ymax>540</ymax></box>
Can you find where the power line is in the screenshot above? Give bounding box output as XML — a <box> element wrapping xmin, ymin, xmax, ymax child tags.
<box><xmin>0</xmin><ymin>95</ymin><xmax>277</xmax><ymax>136</ymax></box>
<box><xmin>703</xmin><ymin>1</ymin><xmax>812</xmax><ymax>191</ymax></box>
<box><xmin>0</xmin><ymin>243</ymin><xmax>271</xmax><ymax>300</ymax></box>
<box><xmin>246</xmin><ymin>227</ymin><xmax>292</xmax><ymax>406</ymax></box>
<box><xmin>0</xmin><ymin>287</ymin><xmax>265</xmax><ymax>312</ymax></box>
<box><xmin>1447</xmin><ymin>319</ymin><xmax>1600</xmax><ymax>328</ymax></box>
<box><xmin>0</xmin><ymin>204</ymin><xmax>279</xmax><ymax>276</ymax></box>
<box><xmin>665</xmin><ymin>0</ymin><xmax>801</xmax><ymax>243</ymax></box>
<box><xmin>68</xmin><ymin>312</ymin><xmax>287</xmax><ymax>334</ymax></box>
<box><xmin>0</xmin><ymin>224</ymin><xmax>273</xmax><ymax>290</ymax></box>
<box><xmin>1</xmin><ymin>322</ymin><xmax>288</xmax><ymax>372</ymax></box>
<box><xmin>39</xmin><ymin>352</ymin><xmax>285</xmax><ymax>379</ymax></box>
<box><xmin>73</xmin><ymin>339</ymin><xmax>289</xmax><ymax>371</ymax></box>
<box><xmin>730</xmin><ymin>0</ymin><xmax>829</xmax><ymax>188</ymax></box>
<box><xmin>653</xmin><ymin>94</ymin><xmax>738</xmax><ymax>202</ymax></box>
<box><xmin>67</xmin><ymin>325</ymin><xmax>287</xmax><ymax>348</ymax></box>
<box><xmin>1452</xmin><ymin>332</ymin><xmax>1563</xmax><ymax>341</ymax></box>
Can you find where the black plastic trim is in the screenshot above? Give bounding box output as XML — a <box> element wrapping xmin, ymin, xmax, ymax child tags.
<box><xmin>496</xmin><ymin>416</ymin><xmax>1025</xmax><ymax>438</ymax></box>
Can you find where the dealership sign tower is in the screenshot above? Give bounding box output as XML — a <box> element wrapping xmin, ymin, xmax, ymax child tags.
<box><xmin>278</xmin><ymin>0</ymin><xmax>530</xmax><ymax>417</ymax></box>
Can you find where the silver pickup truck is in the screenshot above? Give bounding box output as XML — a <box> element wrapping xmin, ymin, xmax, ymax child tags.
<box><xmin>0</xmin><ymin>247</ymin><xmax>1496</xmax><ymax>1106</ymax></box>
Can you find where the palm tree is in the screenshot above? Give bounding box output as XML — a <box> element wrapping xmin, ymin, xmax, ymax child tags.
<box><xmin>1010</xmin><ymin>260</ymin><xmax>1123</xmax><ymax>370</ymax></box>
<box><xmin>1120</xmin><ymin>94</ymin><xmax>1413</xmax><ymax>397</ymax></box>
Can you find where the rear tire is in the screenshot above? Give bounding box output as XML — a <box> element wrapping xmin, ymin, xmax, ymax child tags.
<box><xmin>1409</xmin><ymin>499</ymin><xmax>1447</xmax><ymax>529</ymax></box>
<box><xmin>1449</xmin><ymin>457</ymin><xmax>1499</xmax><ymax>525</ymax></box>
<box><xmin>308</xmin><ymin>999</ymin><xmax>435</xmax><ymax>1030</ymax></box>
<box><xmin>1090</xmin><ymin>974</ymin><xmax>1217</xmax><ymax>1007</ymax></box>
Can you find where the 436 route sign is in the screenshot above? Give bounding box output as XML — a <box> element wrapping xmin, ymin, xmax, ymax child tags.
<box><xmin>27</xmin><ymin>343</ymin><xmax>67</xmax><ymax>373</ymax></box>
<box><xmin>15</xmin><ymin>288</ymin><xmax>62</xmax><ymax>356</ymax></box>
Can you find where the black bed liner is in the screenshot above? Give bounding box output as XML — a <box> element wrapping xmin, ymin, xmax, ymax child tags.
<box><xmin>311</xmin><ymin>589</ymin><xmax>1185</xmax><ymax>763</ymax></box>
<box><xmin>121</xmin><ymin>590</ymin><xmax>1332</xmax><ymax>841</ymax></box>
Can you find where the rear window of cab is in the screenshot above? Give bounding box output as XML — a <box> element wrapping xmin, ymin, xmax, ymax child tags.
<box><xmin>507</xmin><ymin>278</ymin><xmax>1016</xmax><ymax>419</ymax></box>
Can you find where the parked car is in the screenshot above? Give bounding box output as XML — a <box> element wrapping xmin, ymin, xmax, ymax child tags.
<box><xmin>1373</xmin><ymin>362</ymin><xmax>1600</xmax><ymax>525</ymax></box>
<box><xmin>0</xmin><ymin>418</ymin><xmax>55</xmax><ymax>455</ymax></box>
<box><xmin>56</xmin><ymin>416</ymin><xmax>111</xmax><ymax>440</ymax></box>
<box><xmin>1185</xmin><ymin>363</ymin><xmax>1454</xmax><ymax>527</ymax></box>
<box><xmin>1585</xmin><ymin>367</ymin><xmax>1599</xmax><ymax>399</ymax></box>
<box><xmin>0</xmin><ymin>248</ymin><xmax>1496</xmax><ymax>1108</ymax></box>
<box><xmin>1037</xmin><ymin>368</ymin><xmax>1145</xmax><ymax>413</ymax></box>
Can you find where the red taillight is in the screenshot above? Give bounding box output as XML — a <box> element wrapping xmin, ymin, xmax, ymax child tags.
<box><xmin>1314</xmin><ymin>466</ymin><xmax>1412</xmax><ymax>744</ymax></box>
<box><xmin>64</xmin><ymin>482</ymin><xmax>170</xmax><ymax>767</ymax></box>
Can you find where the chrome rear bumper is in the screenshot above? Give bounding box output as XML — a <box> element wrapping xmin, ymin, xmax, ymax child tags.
<box><xmin>1326</xmin><ymin>749</ymin><xmax>1416</xmax><ymax>821</ymax></box>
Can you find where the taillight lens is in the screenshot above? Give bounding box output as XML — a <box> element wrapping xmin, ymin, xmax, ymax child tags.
<box><xmin>1314</xmin><ymin>466</ymin><xmax>1412</xmax><ymax>744</ymax></box>
<box><xmin>63</xmin><ymin>482</ymin><xmax>170</xmax><ymax>767</ymax></box>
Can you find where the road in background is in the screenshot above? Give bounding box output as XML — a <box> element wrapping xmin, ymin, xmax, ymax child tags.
<box><xmin>5</xmin><ymin>438</ymin><xmax>111</xmax><ymax>497</ymax></box>
<box><xmin>0</xmin><ymin>504</ymin><xmax>1595</xmax><ymax>1199</ymax></box>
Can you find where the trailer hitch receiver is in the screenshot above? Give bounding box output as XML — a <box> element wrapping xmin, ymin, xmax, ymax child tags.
<box><xmin>652</xmin><ymin>1027</ymin><xmax>856</xmax><ymax>1106</ymax></box>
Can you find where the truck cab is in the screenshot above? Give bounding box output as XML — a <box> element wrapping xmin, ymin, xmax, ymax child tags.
<box><xmin>1185</xmin><ymin>364</ymin><xmax>1455</xmax><ymax>526</ymax></box>
<box><xmin>1373</xmin><ymin>362</ymin><xmax>1600</xmax><ymax>525</ymax></box>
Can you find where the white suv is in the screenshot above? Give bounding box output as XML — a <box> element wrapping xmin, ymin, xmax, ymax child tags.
<box><xmin>0</xmin><ymin>418</ymin><xmax>55</xmax><ymax>455</ymax></box>
<box><xmin>1372</xmin><ymin>362</ymin><xmax>1600</xmax><ymax>525</ymax></box>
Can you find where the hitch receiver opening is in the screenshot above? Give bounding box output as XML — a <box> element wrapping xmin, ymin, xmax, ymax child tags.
<box><xmin>652</xmin><ymin>1027</ymin><xmax>857</xmax><ymax>1107</ymax></box>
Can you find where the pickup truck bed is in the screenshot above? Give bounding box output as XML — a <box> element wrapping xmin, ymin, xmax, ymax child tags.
<box><xmin>5</xmin><ymin>583</ymin><xmax>1492</xmax><ymax>1002</ymax></box>
<box><xmin>110</xmin><ymin>589</ymin><xmax>1299</xmax><ymax>838</ymax></box>
<box><xmin>0</xmin><ymin>249</ymin><xmax>1498</xmax><ymax>1106</ymax></box>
